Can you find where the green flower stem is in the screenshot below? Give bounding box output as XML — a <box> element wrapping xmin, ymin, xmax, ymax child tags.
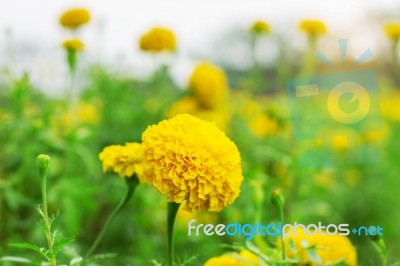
<box><xmin>37</xmin><ymin>155</ymin><xmax>56</xmax><ymax>266</ymax></box>
<box><xmin>392</xmin><ymin>39</ymin><xmax>400</xmax><ymax>83</ymax></box>
<box><xmin>302</xmin><ymin>34</ymin><xmax>317</xmax><ymax>76</ymax></box>
<box><xmin>271</xmin><ymin>189</ymin><xmax>286</xmax><ymax>264</ymax></box>
<box><xmin>277</xmin><ymin>204</ymin><xmax>286</xmax><ymax>263</ymax></box>
<box><xmin>65</xmin><ymin>49</ymin><xmax>78</xmax><ymax>104</ymax></box>
<box><xmin>167</xmin><ymin>202</ymin><xmax>180</xmax><ymax>266</ymax></box>
<box><xmin>85</xmin><ymin>176</ymin><xmax>139</xmax><ymax>259</ymax></box>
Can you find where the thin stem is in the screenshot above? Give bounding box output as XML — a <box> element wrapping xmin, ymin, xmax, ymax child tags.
<box><xmin>84</xmin><ymin>176</ymin><xmax>139</xmax><ymax>259</ymax></box>
<box><xmin>392</xmin><ymin>39</ymin><xmax>400</xmax><ymax>84</ymax></box>
<box><xmin>167</xmin><ymin>202</ymin><xmax>180</xmax><ymax>266</ymax></box>
<box><xmin>278</xmin><ymin>205</ymin><xmax>286</xmax><ymax>263</ymax></box>
<box><xmin>40</xmin><ymin>163</ymin><xmax>57</xmax><ymax>266</ymax></box>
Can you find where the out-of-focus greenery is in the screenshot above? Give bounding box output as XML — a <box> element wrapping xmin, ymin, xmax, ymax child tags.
<box><xmin>1</xmin><ymin>18</ymin><xmax>400</xmax><ymax>266</ymax></box>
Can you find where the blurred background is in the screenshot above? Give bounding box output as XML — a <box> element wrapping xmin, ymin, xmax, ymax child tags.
<box><xmin>1</xmin><ymin>0</ymin><xmax>400</xmax><ymax>92</ymax></box>
<box><xmin>1</xmin><ymin>0</ymin><xmax>400</xmax><ymax>265</ymax></box>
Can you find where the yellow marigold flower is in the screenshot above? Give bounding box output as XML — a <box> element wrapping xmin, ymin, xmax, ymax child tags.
<box><xmin>99</xmin><ymin>143</ymin><xmax>143</xmax><ymax>179</ymax></box>
<box><xmin>250</xmin><ymin>20</ymin><xmax>270</xmax><ymax>34</ymax></box>
<box><xmin>299</xmin><ymin>19</ymin><xmax>327</xmax><ymax>36</ymax></box>
<box><xmin>280</xmin><ymin>227</ymin><xmax>357</xmax><ymax>266</ymax></box>
<box><xmin>167</xmin><ymin>96</ymin><xmax>231</xmax><ymax>131</ymax></box>
<box><xmin>384</xmin><ymin>22</ymin><xmax>400</xmax><ymax>40</ymax></box>
<box><xmin>141</xmin><ymin>114</ymin><xmax>243</xmax><ymax>212</ymax></box>
<box><xmin>62</xmin><ymin>38</ymin><xmax>84</xmax><ymax>51</ymax></box>
<box><xmin>139</xmin><ymin>27</ymin><xmax>176</xmax><ymax>53</ymax></box>
<box><xmin>60</xmin><ymin>8</ymin><xmax>91</xmax><ymax>29</ymax></box>
<box><xmin>204</xmin><ymin>250</ymin><xmax>260</xmax><ymax>266</ymax></box>
<box><xmin>188</xmin><ymin>62</ymin><xmax>229</xmax><ymax>108</ymax></box>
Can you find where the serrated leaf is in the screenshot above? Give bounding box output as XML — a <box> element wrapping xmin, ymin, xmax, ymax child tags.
<box><xmin>9</xmin><ymin>243</ymin><xmax>42</xmax><ymax>253</ymax></box>
<box><xmin>54</xmin><ymin>236</ymin><xmax>75</xmax><ymax>255</ymax></box>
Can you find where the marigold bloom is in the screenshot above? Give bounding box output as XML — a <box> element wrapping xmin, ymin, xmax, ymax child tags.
<box><xmin>299</xmin><ymin>19</ymin><xmax>327</xmax><ymax>36</ymax></box>
<box><xmin>60</xmin><ymin>8</ymin><xmax>91</xmax><ymax>29</ymax></box>
<box><xmin>139</xmin><ymin>27</ymin><xmax>176</xmax><ymax>52</ymax></box>
<box><xmin>384</xmin><ymin>22</ymin><xmax>400</xmax><ymax>40</ymax></box>
<box><xmin>188</xmin><ymin>62</ymin><xmax>229</xmax><ymax>108</ymax></box>
<box><xmin>204</xmin><ymin>250</ymin><xmax>260</xmax><ymax>266</ymax></box>
<box><xmin>99</xmin><ymin>143</ymin><xmax>143</xmax><ymax>179</ymax></box>
<box><xmin>280</xmin><ymin>227</ymin><xmax>357</xmax><ymax>266</ymax></box>
<box><xmin>250</xmin><ymin>20</ymin><xmax>270</xmax><ymax>34</ymax></box>
<box><xmin>62</xmin><ymin>38</ymin><xmax>84</xmax><ymax>51</ymax></box>
<box><xmin>141</xmin><ymin>114</ymin><xmax>243</xmax><ymax>212</ymax></box>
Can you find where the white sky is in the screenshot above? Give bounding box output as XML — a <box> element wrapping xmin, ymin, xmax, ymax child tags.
<box><xmin>0</xmin><ymin>0</ymin><xmax>399</xmax><ymax>93</ymax></box>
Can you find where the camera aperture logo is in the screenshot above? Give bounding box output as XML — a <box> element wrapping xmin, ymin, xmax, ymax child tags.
<box><xmin>286</xmin><ymin>39</ymin><xmax>382</xmax><ymax>167</ymax></box>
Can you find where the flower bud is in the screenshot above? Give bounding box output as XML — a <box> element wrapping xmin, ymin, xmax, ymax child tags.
<box><xmin>37</xmin><ymin>154</ymin><xmax>50</xmax><ymax>176</ymax></box>
<box><xmin>271</xmin><ymin>188</ymin><xmax>285</xmax><ymax>207</ymax></box>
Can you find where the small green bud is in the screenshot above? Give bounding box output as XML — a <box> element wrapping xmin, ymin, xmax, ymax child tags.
<box><xmin>37</xmin><ymin>154</ymin><xmax>50</xmax><ymax>176</ymax></box>
<box><xmin>271</xmin><ymin>188</ymin><xmax>285</xmax><ymax>207</ymax></box>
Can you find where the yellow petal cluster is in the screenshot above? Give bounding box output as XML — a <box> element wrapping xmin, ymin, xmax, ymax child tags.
<box><xmin>250</xmin><ymin>20</ymin><xmax>270</xmax><ymax>35</ymax></box>
<box><xmin>141</xmin><ymin>114</ymin><xmax>243</xmax><ymax>212</ymax></box>
<box><xmin>204</xmin><ymin>250</ymin><xmax>260</xmax><ymax>266</ymax></box>
<box><xmin>59</xmin><ymin>8</ymin><xmax>91</xmax><ymax>29</ymax></box>
<box><xmin>188</xmin><ymin>62</ymin><xmax>229</xmax><ymax>109</ymax></box>
<box><xmin>280</xmin><ymin>227</ymin><xmax>357</xmax><ymax>266</ymax></box>
<box><xmin>384</xmin><ymin>22</ymin><xmax>400</xmax><ymax>40</ymax></box>
<box><xmin>99</xmin><ymin>142</ymin><xmax>143</xmax><ymax>179</ymax></box>
<box><xmin>139</xmin><ymin>27</ymin><xmax>176</xmax><ymax>53</ymax></box>
<box><xmin>62</xmin><ymin>38</ymin><xmax>84</xmax><ymax>51</ymax></box>
<box><xmin>299</xmin><ymin>19</ymin><xmax>327</xmax><ymax>36</ymax></box>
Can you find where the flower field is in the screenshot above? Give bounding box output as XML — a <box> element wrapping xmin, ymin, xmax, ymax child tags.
<box><xmin>1</xmin><ymin>4</ymin><xmax>400</xmax><ymax>266</ymax></box>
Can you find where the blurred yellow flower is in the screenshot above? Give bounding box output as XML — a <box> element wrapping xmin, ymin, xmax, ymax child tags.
<box><xmin>59</xmin><ymin>8</ymin><xmax>91</xmax><ymax>29</ymax></box>
<box><xmin>168</xmin><ymin>96</ymin><xmax>231</xmax><ymax>131</ymax></box>
<box><xmin>299</xmin><ymin>19</ymin><xmax>327</xmax><ymax>36</ymax></box>
<box><xmin>75</xmin><ymin>103</ymin><xmax>99</xmax><ymax>124</ymax></box>
<box><xmin>176</xmin><ymin>208</ymin><xmax>218</xmax><ymax>229</ymax></box>
<box><xmin>188</xmin><ymin>62</ymin><xmax>229</xmax><ymax>108</ymax></box>
<box><xmin>238</xmin><ymin>97</ymin><xmax>278</xmax><ymax>137</ymax></box>
<box><xmin>250</xmin><ymin>20</ymin><xmax>270</xmax><ymax>35</ymax></box>
<box><xmin>141</xmin><ymin>114</ymin><xmax>243</xmax><ymax>212</ymax></box>
<box><xmin>99</xmin><ymin>142</ymin><xmax>143</xmax><ymax>179</ymax></box>
<box><xmin>280</xmin><ymin>227</ymin><xmax>357</xmax><ymax>266</ymax></box>
<box><xmin>384</xmin><ymin>22</ymin><xmax>400</xmax><ymax>40</ymax></box>
<box><xmin>248</xmin><ymin>113</ymin><xmax>278</xmax><ymax>138</ymax></box>
<box><xmin>139</xmin><ymin>27</ymin><xmax>176</xmax><ymax>53</ymax></box>
<box><xmin>380</xmin><ymin>91</ymin><xmax>400</xmax><ymax>121</ymax></box>
<box><xmin>204</xmin><ymin>250</ymin><xmax>260</xmax><ymax>266</ymax></box>
<box><xmin>62</xmin><ymin>38</ymin><xmax>84</xmax><ymax>51</ymax></box>
<box><xmin>51</xmin><ymin>102</ymin><xmax>99</xmax><ymax>136</ymax></box>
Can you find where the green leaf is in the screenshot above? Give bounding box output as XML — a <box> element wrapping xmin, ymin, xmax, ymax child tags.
<box><xmin>0</xmin><ymin>256</ymin><xmax>41</xmax><ymax>265</ymax></box>
<box><xmin>9</xmin><ymin>243</ymin><xmax>42</xmax><ymax>253</ymax></box>
<box><xmin>53</xmin><ymin>236</ymin><xmax>75</xmax><ymax>255</ymax></box>
<box><xmin>9</xmin><ymin>243</ymin><xmax>51</xmax><ymax>261</ymax></box>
